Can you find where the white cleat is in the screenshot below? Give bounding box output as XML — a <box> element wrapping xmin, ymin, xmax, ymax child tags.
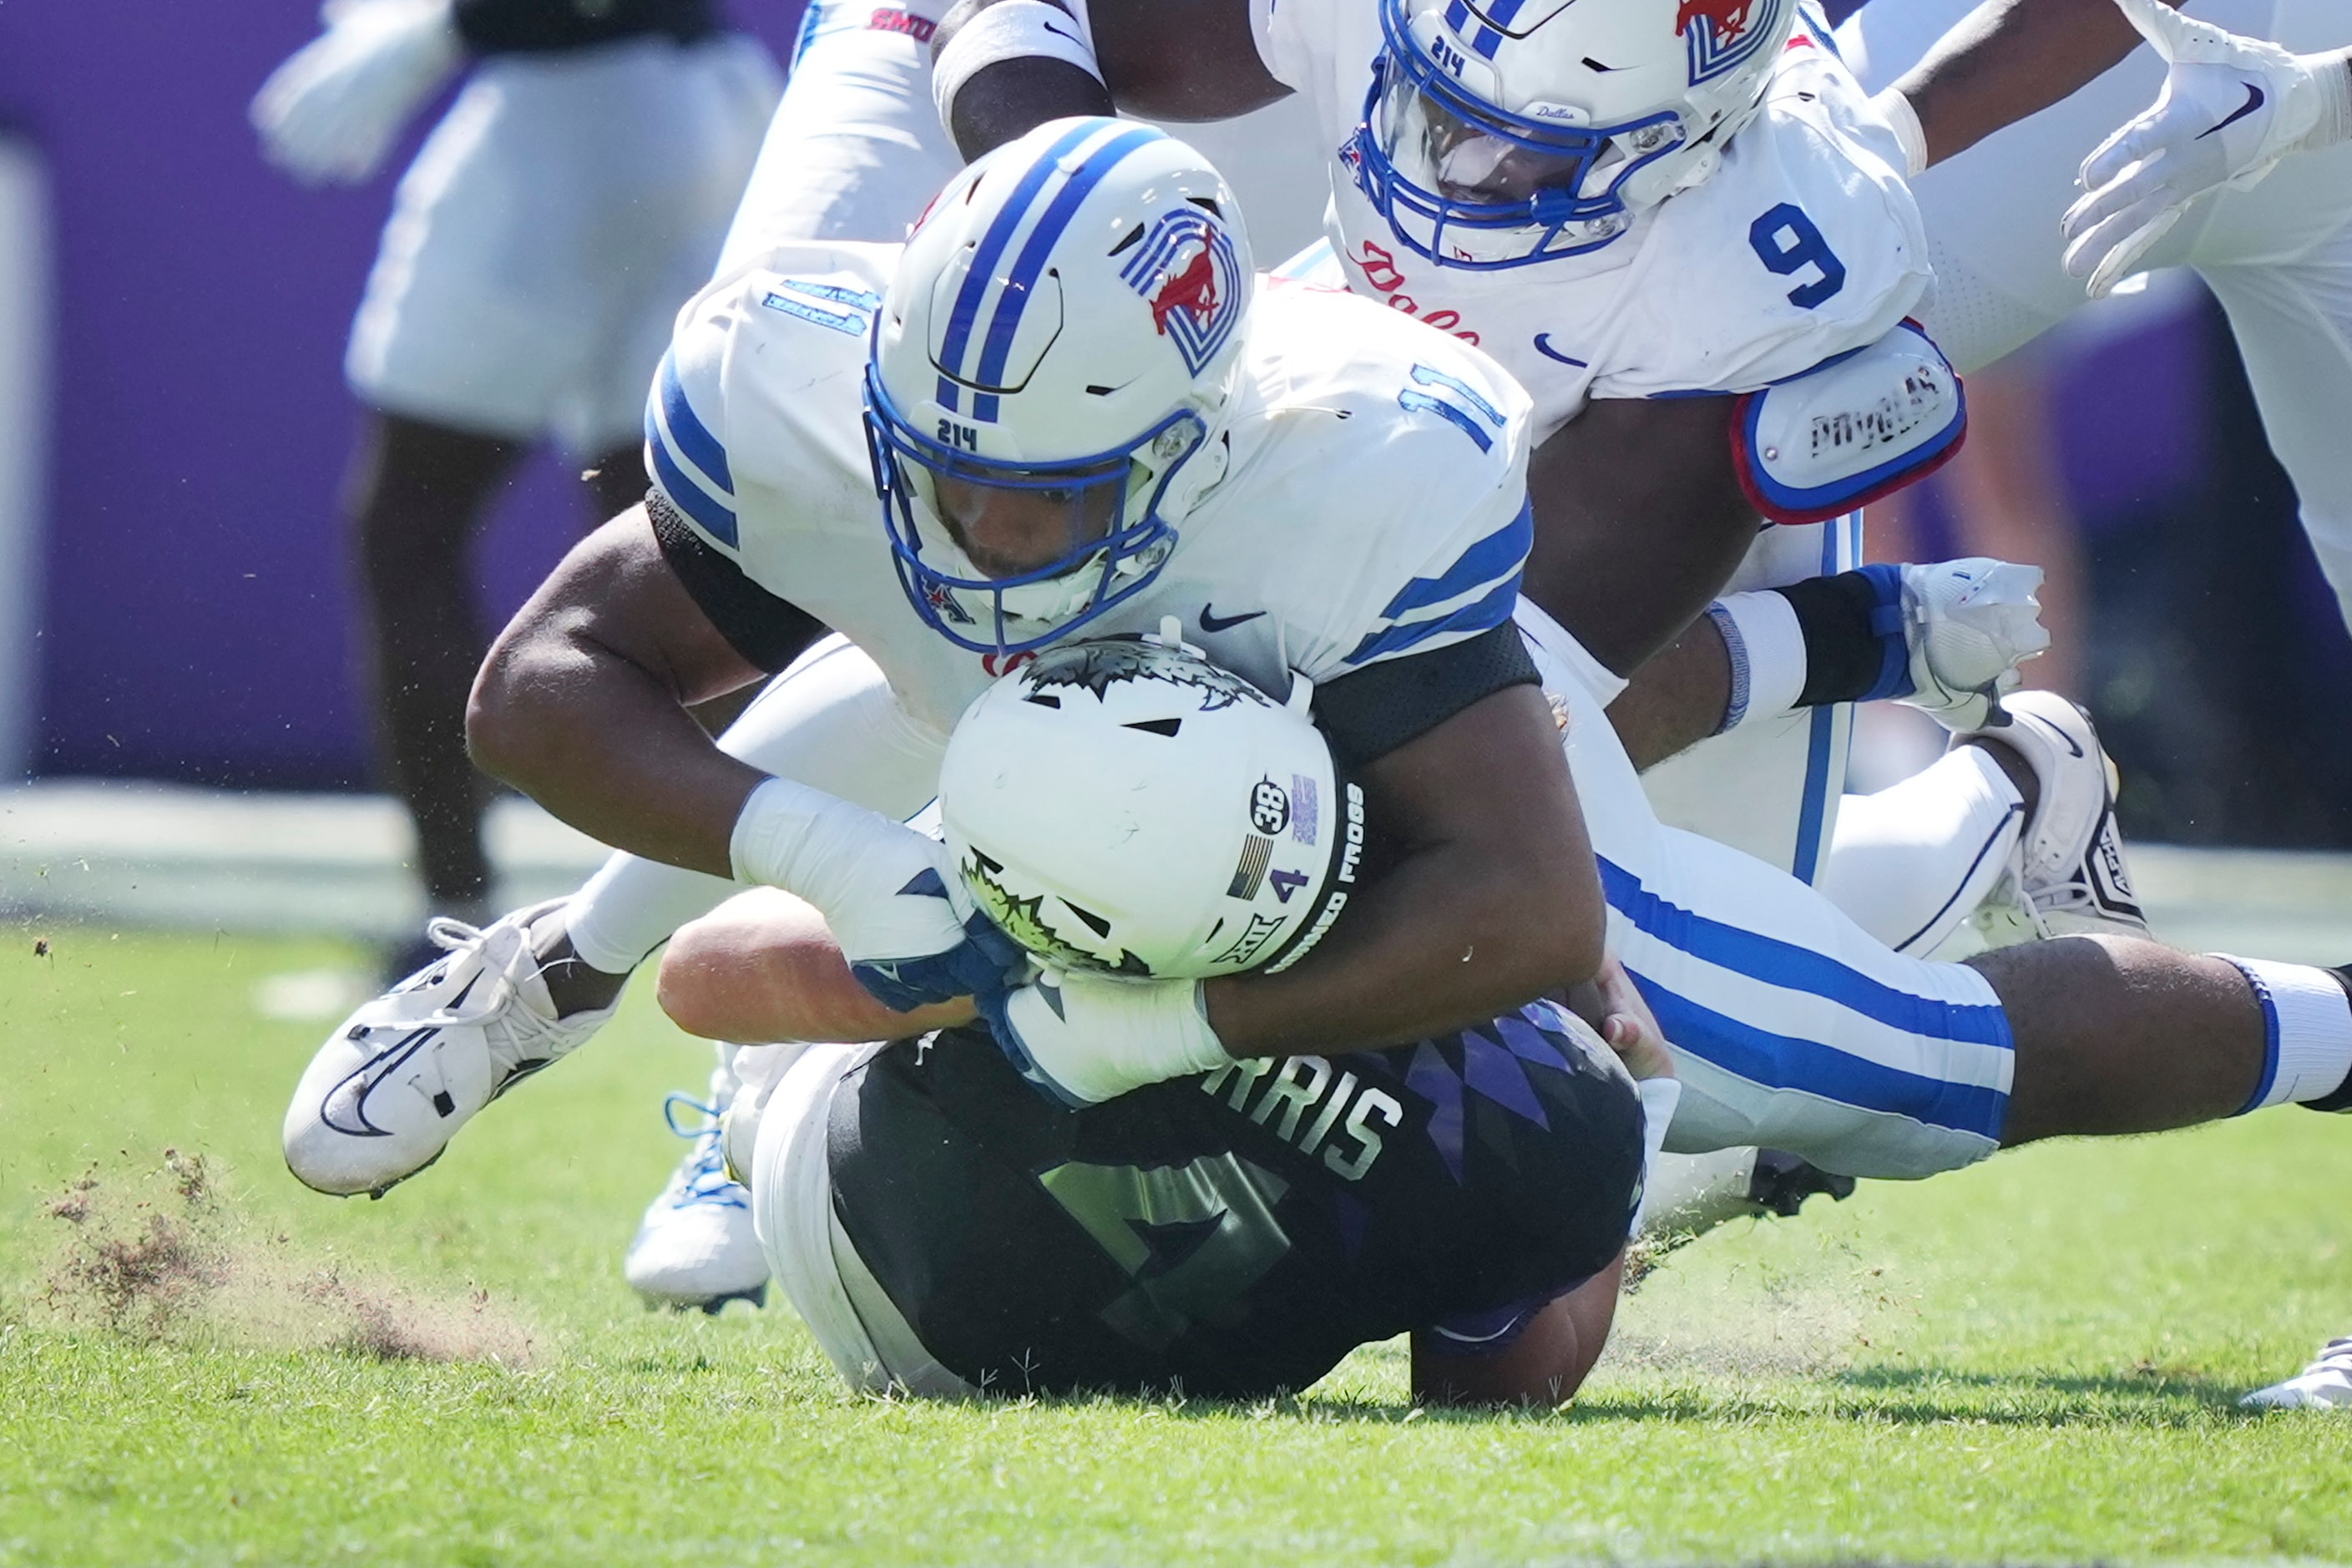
<box><xmin>282</xmin><ymin>899</ymin><xmax>621</xmax><ymax>1197</ymax></box>
<box><xmin>1966</xmin><ymin>690</ymin><xmax>2149</xmax><ymax>944</ymax></box>
<box><xmin>2241</xmin><ymin>1338</ymin><xmax>2352</xmax><ymax>1410</ymax></box>
<box><xmin>625</xmin><ymin>1051</ymin><xmax>771</xmax><ymax>1313</ymax></box>
<box><xmin>1899</xmin><ymin>558</ymin><xmax>2053</xmax><ymax>732</ymax></box>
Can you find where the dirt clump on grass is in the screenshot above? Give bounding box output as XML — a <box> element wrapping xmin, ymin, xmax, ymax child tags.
<box><xmin>35</xmin><ymin>1153</ymin><xmax>535</xmax><ymax>1367</ymax></box>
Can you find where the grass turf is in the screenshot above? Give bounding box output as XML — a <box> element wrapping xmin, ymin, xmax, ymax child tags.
<box><xmin>3</xmin><ymin>923</ymin><xmax>2350</xmax><ymax>1565</ymax></box>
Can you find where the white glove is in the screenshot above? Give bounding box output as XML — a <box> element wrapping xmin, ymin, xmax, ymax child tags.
<box><xmin>731</xmin><ymin>776</ymin><xmax>1025</xmax><ymax>1014</ymax></box>
<box><xmin>250</xmin><ymin>0</ymin><xmax>465</xmax><ymax>186</ymax></box>
<box><xmin>978</xmin><ymin>970</ymin><xmax>1232</xmax><ymax>1106</ymax></box>
<box><xmin>1896</xmin><ymin>558</ymin><xmax>2051</xmax><ymax>733</ymax></box>
<box><xmin>2061</xmin><ymin>0</ymin><xmax>2352</xmax><ymax>299</ymax></box>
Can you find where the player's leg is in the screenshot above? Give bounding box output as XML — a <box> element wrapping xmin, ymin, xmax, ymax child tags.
<box><xmin>1523</xmin><ymin>605</ymin><xmax>2352</xmax><ymax>1179</ymax></box>
<box><xmin>2188</xmin><ymin>177</ymin><xmax>2352</xmax><ymax>625</ymax></box>
<box><xmin>621</xmin><ymin>1040</ymin><xmax>772</xmax><ymax>1312</ymax></box>
<box><xmin>341</xmin><ymin>68</ymin><xmax>601</xmax><ymax>961</ymax></box>
<box><xmin>282</xmin><ymin>638</ymin><xmax>948</xmax><ymax>1198</ymax></box>
<box><xmin>346</xmin><ymin>411</ymin><xmax>526</xmax><ymax>948</ymax></box>
<box><xmin>713</xmin><ymin>0</ymin><xmax>963</xmax><ymax>274</ymax></box>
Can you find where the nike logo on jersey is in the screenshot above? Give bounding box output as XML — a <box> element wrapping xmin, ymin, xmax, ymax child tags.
<box><xmin>1532</xmin><ymin>334</ymin><xmax>1589</xmax><ymax>368</ymax></box>
<box><xmin>2200</xmin><ymin>83</ymin><xmax>2266</xmax><ymax>139</ymax></box>
<box><xmin>1198</xmin><ymin>605</ymin><xmax>1266</xmax><ymax>634</ymax></box>
<box><xmin>1039</xmin><ymin>14</ymin><xmax>1080</xmax><ymax>43</ymax></box>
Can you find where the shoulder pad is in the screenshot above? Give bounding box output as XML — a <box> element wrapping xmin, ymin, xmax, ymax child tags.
<box><xmin>1730</xmin><ymin>321</ymin><xmax>1965</xmax><ymax>526</ymax></box>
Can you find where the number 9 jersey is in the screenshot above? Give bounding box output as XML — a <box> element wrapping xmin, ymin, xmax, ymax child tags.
<box><xmin>1254</xmin><ymin>0</ymin><xmax>1932</xmax><ymax>440</ymax></box>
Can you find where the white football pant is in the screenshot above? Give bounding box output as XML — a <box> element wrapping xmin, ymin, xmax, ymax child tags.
<box><xmin>347</xmin><ymin>34</ymin><xmax>781</xmax><ymax>458</ymax></box>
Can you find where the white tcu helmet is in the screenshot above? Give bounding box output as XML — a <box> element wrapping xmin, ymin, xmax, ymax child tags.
<box><xmin>866</xmin><ymin>117</ymin><xmax>1255</xmax><ymax>655</ymax></box>
<box><xmin>940</xmin><ymin>630</ymin><xmax>1364</xmax><ymax>981</ymax></box>
<box><xmin>1353</xmin><ymin>0</ymin><xmax>1798</xmax><ymax>267</ymax></box>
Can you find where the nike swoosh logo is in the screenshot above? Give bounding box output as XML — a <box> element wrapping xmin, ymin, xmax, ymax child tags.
<box><xmin>2198</xmin><ymin>82</ymin><xmax>2265</xmax><ymax>139</ymax></box>
<box><xmin>1040</xmin><ymin>15</ymin><xmax>1080</xmax><ymax>43</ymax></box>
<box><xmin>1198</xmin><ymin>605</ymin><xmax>1266</xmax><ymax>633</ymax></box>
<box><xmin>321</xmin><ymin>1025</ymin><xmax>441</xmax><ymax>1138</ymax></box>
<box><xmin>2028</xmin><ymin>714</ymin><xmax>2085</xmax><ymax>760</ymax></box>
<box><xmin>1532</xmin><ymin>334</ymin><xmax>1589</xmax><ymax>368</ymax></box>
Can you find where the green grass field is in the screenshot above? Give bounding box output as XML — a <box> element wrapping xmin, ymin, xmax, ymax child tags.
<box><xmin>5</xmin><ymin>923</ymin><xmax>2351</xmax><ymax>1566</ymax></box>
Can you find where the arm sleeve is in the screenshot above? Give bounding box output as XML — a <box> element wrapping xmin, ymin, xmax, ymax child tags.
<box><xmin>1311</xmin><ymin>620</ymin><xmax>1540</xmax><ymax>768</ymax></box>
<box><xmin>452</xmin><ymin>0</ymin><xmax>717</xmax><ymax>54</ymax></box>
<box><xmin>1244</xmin><ymin>0</ymin><xmax>1307</xmax><ymax>90</ymax></box>
<box><xmin>648</xmin><ymin>489</ymin><xmax>828</xmax><ymax>674</ymax></box>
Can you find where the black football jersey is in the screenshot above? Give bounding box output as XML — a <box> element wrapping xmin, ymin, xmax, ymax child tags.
<box><xmin>827</xmin><ymin>1000</ymin><xmax>1644</xmax><ymax>1399</ymax></box>
<box><xmin>453</xmin><ymin>0</ymin><xmax>721</xmax><ymax>54</ymax></box>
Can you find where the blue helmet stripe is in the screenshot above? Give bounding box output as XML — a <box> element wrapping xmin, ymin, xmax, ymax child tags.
<box><xmin>935</xmin><ymin>119</ymin><xmax>1104</xmax><ymax>387</ymax></box>
<box><xmin>969</xmin><ymin>124</ymin><xmax>1161</xmax><ymax>396</ymax></box>
<box><xmin>1482</xmin><ymin>0</ymin><xmax>1530</xmax><ymax>26</ymax></box>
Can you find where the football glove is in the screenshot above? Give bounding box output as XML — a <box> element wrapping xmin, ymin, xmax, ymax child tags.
<box><xmin>730</xmin><ymin>776</ymin><xmax>1027</xmax><ymax>1014</ymax></box>
<box><xmin>978</xmin><ymin>969</ymin><xmax>1232</xmax><ymax>1107</ymax></box>
<box><xmin>250</xmin><ymin>0</ymin><xmax>465</xmax><ymax>186</ymax></box>
<box><xmin>2062</xmin><ymin>0</ymin><xmax>2352</xmax><ymax>299</ymax></box>
<box><xmin>1893</xmin><ymin>559</ymin><xmax>2051</xmax><ymax>733</ymax></box>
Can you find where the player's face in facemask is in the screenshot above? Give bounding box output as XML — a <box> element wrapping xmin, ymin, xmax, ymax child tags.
<box><xmin>933</xmin><ymin>467</ymin><xmax>1128</xmax><ymax>579</ymax></box>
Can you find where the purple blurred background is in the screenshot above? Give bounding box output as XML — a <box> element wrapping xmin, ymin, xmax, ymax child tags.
<box><xmin>0</xmin><ymin>1</ymin><xmax>806</xmax><ymax>788</ymax></box>
<box><xmin>4</xmin><ymin>3</ymin><xmax>2349</xmax><ymax>844</ymax></box>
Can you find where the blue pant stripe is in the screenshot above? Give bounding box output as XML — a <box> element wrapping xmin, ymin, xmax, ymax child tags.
<box><xmin>1599</xmin><ymin>857</ymin><xmax>2012</xmax><ymax>1049</ymax></box>
<box><xmin>1633</xmin><ymin>970</ymin><xmax>2011</xmax><ymax>1140</ymax></box>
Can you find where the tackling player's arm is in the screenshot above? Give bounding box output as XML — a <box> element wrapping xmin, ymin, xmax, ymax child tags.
<box><xmin>468</xmin><ymin>505</ymin><xmax>792</xmax><ymax>878</ymax></box>
<box><xmin>933</xmin><ymin>0</ymin><xmax>1282</xmax><ymax>159</ymax></box>
<box><xmin>660</xmin><ymin>887</ymin><xmax>978</xmax><ymax>1043</ymax></box>
<box><xmin>1522</xmin><ymin>395</ymin><xmax>1761</xmax><ymax>679</ymax></box>
<box><xmin>1891</xmin><ymin>0</ymin><xmax>2171</xmax><ymax>167</ymax></box>
<box><xmin>1202</xmin><ymin>627</ymin><xmax>1606</xmax><ymax>1059</ymax></box>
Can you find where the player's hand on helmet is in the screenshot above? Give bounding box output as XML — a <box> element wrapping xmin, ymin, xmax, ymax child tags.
<box><xmin>829</xmin><ymin>832</ymin><xmax>1030</xmax><ymax>1014</ymax></box>
<box><xmin>1895</xmin><ymin>559</ymin><xmax>2051</xmax><ymax>733</ymax></box>
<box><xmin>977</xmin><ymin>970</ymin><xmax>1232</xmax><ymax>1107</ymax></box>
<box><xmin>2062</xmin><ymin>0</ymin><xmax>2352</xmax><ymax>299</ymax></box>
<box><xmin>250</xmin><ymin>0</ymin><xmax>465</xmax><ymax>186</ymax></box>
<box><xmin>730</xmin><ymin>778</ymin><xmax>1028</xmax><ymax>1014</ymax></box>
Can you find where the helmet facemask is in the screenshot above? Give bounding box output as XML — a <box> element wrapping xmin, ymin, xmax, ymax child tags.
<box><xmin>864</xmin><ymin>368</ymin><xmax>1216</xmax><ymax>656</ymax></box>
<box><xmin>1353</xmin><ymin>0</ymin><xmax>1791</xmax><ymax>271</ymax></box>
<box><xmin>863</xmin><ymin>118</ymin><xmax>1255</xmax><ymax>656</ymax></box>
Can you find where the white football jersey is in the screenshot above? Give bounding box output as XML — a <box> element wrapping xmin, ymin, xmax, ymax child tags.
<box><xmin>1251</xmin><ymin>0</ymin><xmax>1931</xmax><ymax>439</ymax></box>
<box><xmin>645</xmin><ymin>245</ymin><xmax>1535</xmax><ymax>735</ymax></box>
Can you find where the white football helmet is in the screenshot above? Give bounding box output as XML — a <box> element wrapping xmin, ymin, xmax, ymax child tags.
<box><xmin>866</xmin><ymin>117</ymin><xmax>1256</xmax><ymax>655</ymax></box>
<box><xmin>940</xmin><ymin>630</ymin><xmax>1362</xmax><ymax>980</ymax></box>
<box><xmin>1353</xmin><ymin>0</ymin><xmax>1798</xmax><ymax>267</ymax></box>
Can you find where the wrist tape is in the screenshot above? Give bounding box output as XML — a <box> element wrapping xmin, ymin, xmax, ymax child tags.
<box><xmin>933</xmin><ymin>0</ymin><xmax>1102</xmax><ymax>137</ymax></box>
<box><xmin>729</xmin><ymin>775</ymin><xmax>906</xmax><ymax>910</ymax></box>
<box><xmin>1707</xmin><ymin>591</ymin><xmax>1808</xmax><ymax>735</ymax></box>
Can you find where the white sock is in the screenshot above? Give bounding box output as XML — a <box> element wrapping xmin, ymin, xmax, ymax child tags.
<box><xmin>1707</xmin><ymin>591</ymin><xmax>1808</xmax><ymax>735</ymax></box>
<box><xmin>564</xmin><ymin>852</ymin><xmax>741</xmax><ymax>977</ymax></box>
<box><xmin>2221</xmin><ymin>959</ymin><xmax>2352</xmax><ymax>1110</ymax></box>
<box><xmin>1817</xmin><ymin>746</ymin><xmax>2024</xmax><ymax>953</ymax></box>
